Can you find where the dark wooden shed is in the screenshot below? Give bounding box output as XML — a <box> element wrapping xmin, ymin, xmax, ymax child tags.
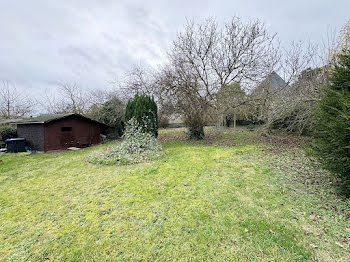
<box><xmin>17</xmin><ymin>114</ymin><xmax>108</xmax><ymax>151</ymax></box>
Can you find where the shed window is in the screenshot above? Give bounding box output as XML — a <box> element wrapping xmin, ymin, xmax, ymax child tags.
<box><xmin>61</xmin><ymin>127</ymin><xmax>72</xmax><ymax>132</ymax></box>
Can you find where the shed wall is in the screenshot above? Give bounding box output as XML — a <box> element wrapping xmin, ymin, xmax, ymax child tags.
<box><xmin>17</xmin><ymin>124</ymin><xmax>45</xmax><ymax>151</ymax></box>
<box><xmin>44</xmin><ymin>116</ymin><xmax>100</xmax><ymax>151</ymax></box>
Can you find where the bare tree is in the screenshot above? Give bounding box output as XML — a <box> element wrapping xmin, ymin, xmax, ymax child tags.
<box><xmin>42</xmin><ymin>83</ymin><xmax>89</xmax><ymax>114</ymax></box>
<box><xmin>120</xmin><ymin>66</ymin><xmax>154</xmax><ymax>97</ymax></box>
<box><xmin>0</xmin><ymin>81</ymin><xmax>34</xmax><ymax>119</ymax></box>
<box><xmin>246</xmin><ymin>21</ymin><xmax>350</xmax><ymax>135</ymax></box>
<box><xmin>257</xmin><ymin>67</ymin><xmax>328</xmax><ymax>134</ymax></box>
<box><xmin>119</xmin><ymin>65</ymin><xmax>180</xmax><ymax>129</ymax></box>
<box><xmin>57</xmin><ymin>83</ymin><xmax>88</xmax><ymax>114</ymax></box>
<box><xmin>119</xmin><ymin>18</ymin><xmax>320</xmax><ymax>137</ymax></box>
<box><xmin>244</xmin><ymin>40</ymin><xmax>319</xmax><ymax>134</ymax></box>
<box><xmin>216</xmin><ymin>82</ymin><xmax>248</xmax><ymax>129</ymax></box>
<box><xmin>156</xmin><ymin>17</ymin><xmax>279</xmax><ymax>138</ymax></box>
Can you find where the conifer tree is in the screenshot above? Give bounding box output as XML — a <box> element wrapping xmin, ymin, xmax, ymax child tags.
<box><xmin>313</xmin><ymin>50</ymin><xmax>350</xmax><ymax>191</ymax></box>
<box><xmin>125</xmin><ymin>94</ymin><xmax>158</xmax><ymax>137</ymax></box>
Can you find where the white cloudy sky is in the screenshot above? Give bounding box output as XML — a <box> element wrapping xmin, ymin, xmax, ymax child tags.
<box><xmin>0</xmin><ymin>0</ymin><xmax>349</xmax><ymax>99</ymax></box>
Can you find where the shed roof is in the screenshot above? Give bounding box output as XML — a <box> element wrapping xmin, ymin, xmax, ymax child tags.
<box><xmin>17</xmin><ymin>113</ymin><xmax>71</xmax><ymax>123</ymax></box>
<box><xmin>16</xmin><ymin>113</ymin><xmax>109</xmax><ymax>128</ymax></box>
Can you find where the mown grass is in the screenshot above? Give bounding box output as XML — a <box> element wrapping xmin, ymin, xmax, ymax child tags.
<box><xmin>0</xmin><ymin>127</ymin><xmax>349</xmax><ymax>261</ymax></box>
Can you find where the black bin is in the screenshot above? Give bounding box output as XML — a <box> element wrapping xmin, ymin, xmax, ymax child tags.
<box><xmin>6</xmin><ymin>138</ymin><xmax>27</xmax><ymax>153</ymax></box>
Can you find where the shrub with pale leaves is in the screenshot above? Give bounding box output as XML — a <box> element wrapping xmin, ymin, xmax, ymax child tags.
<box><xmin>87</xmin><ymin>118</ymin><xmax>164</xmax><ymax>165</ymax></box>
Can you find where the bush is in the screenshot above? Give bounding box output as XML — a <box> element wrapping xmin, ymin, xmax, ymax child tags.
<box><xmin>0</xmin><ymin>126</ymin><xmax>17</xmax><ymax>141</ymax></box>
<box><xmin>125</xmin><ymin>94</ymin><xmax>158</xmax><ymax>137</ymax></box>
<box><xmin>312</xmin><ymin>50</ymin><xmax>350</xmax><ymax>190</ymax></box>
<box><xmin>87</xmin><ymin>118</ymin><xmax>164</xmax><ymax>165</ymax></box>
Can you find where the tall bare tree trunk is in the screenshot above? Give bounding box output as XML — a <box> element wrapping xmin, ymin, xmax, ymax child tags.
<box><xmin>233</xmin><ymin>113</ymin><xmax>236</xmax><ymax>130</ymax></box>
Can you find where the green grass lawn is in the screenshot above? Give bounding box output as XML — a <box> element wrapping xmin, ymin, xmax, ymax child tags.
<box><xmin>0</xmin><ymin>127</ymin><xmax>349</xmax><ymax>261</ymax></box>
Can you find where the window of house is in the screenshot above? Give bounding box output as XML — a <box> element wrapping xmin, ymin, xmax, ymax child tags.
<box><xmin>61</xmin><ymin>127</ymin><xmax>72</xmax><ymax>132</ymax></box>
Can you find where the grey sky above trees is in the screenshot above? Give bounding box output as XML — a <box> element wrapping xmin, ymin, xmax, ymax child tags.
<box><xmin>0</xmin><ymin>0</ymin><xmax>349</xmax><ymax>99</ymax></box>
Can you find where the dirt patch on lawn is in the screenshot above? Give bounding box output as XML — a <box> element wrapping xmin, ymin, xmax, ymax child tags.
<box><xmin>253</xmin><ymin>133</ymin><xmax>311</xmax><ymax>150</ymax></box>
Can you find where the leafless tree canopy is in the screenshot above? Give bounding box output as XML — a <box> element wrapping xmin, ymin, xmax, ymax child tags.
<box><xmin>255</xmin><ymin>67</ymin><xmax>328</xmax><ymax>134</ymax></box>
<box><xmin>0</xmin><ymin>81</ymin><xmax>34</xmax><ymax>119</ymax></box>
<box><xmin>154</xmin><ymin>17</ymin><xmax>322</xmax><ymax>137</ymax></box>
<box><xmin>168</xmin><ymin>17</ymin><xmax>279</xmax><ymax>97</ymax></box>
<box><xmin>120</xmin><ymin>66</ymin><xmax>155</xmax><ymax>98</ymax></box>
<box><xmin>57</xmin><ymin>83</ymin><xmax>88</xmax><ymax>114</ymax></box>
<box><xmin>149</xmin><ymin>17</ymin><xmax>283</xmax><ymax>137</ymax></box>
<box><xmin>43</xmin><ymin>83</ymin><xmax>103</xmax><ymax>115</ymax></box>
<box><xmin>41</xmin><ymin>83</ymin><xmax>87</xmax><ymax>114</ymax></box>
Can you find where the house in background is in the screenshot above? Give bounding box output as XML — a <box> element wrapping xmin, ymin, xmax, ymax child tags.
<box><xmin>16</xmin><ymin>114</ymin><xmax>108</xmax><ymax>151</ymax></box>
<box><xmin>249</xmin><ymin>71</ymin><xmax>289</xmax><ymax>123</ymax></box>
<box><xmin>256</xmin><ymin>71</ymin><xmax>288</xmax><ymax>95</ymax></box>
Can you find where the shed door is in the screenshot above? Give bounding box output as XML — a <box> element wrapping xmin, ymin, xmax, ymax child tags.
<box><xmin>59</xmin><ymin>126</ymin><xmax>75</xmax><ymax>148</ymax></box>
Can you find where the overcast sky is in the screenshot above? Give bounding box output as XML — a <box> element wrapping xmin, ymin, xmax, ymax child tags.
<box><xmin>1</xmin><ymin>0</ymin><xmax>349</xmax><ymax>99</ymax></box>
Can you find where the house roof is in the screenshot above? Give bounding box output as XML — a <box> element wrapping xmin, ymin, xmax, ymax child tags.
<box><xmin>16</xmin><ymin>113</ymin><xmax>110</xmax><ymax>128</ymax></box>
<box><xmin>257</xmin><ymin>71</ymin><xmax>287</xmax><ymax>93</ymax></box>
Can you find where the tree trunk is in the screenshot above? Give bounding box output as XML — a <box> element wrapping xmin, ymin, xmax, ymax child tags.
<box><xmin>188</xmin><ymin>124</ymin><xmax>204</xmax><ymax>140</ymax></box>
<box><xmin>233</xmin><ymin>113</ymin><xmax>236</xmax><ymax>130</ymax></box>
